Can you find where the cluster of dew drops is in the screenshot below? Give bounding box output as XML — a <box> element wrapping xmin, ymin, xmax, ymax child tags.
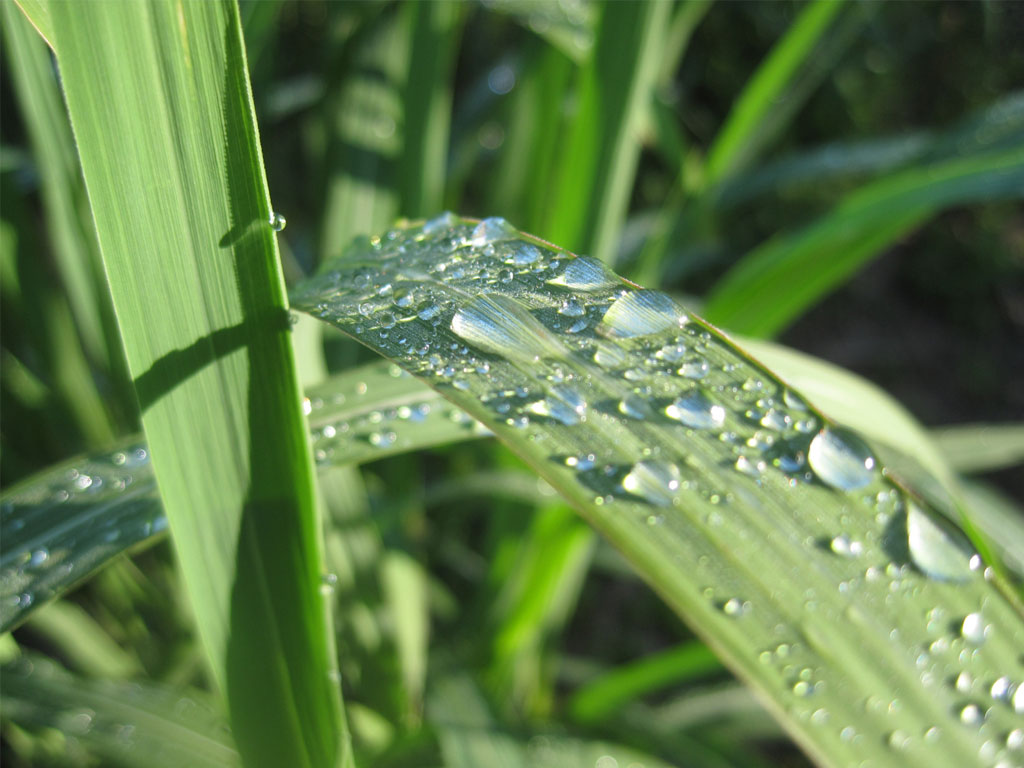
<box><xmin>295</xmin><ymin>213</ymin><xmax>1024</xmax><ymax>764</ymax></box>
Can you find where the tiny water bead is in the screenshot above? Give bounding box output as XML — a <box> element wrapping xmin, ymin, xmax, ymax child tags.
<box><xmin>598</xmin><ymin>290</ymin><xmax>686</xmax><ymax>339</ymax></box>
<box><xmin>269</xmin><ymin>212</ymin><xmax>286</xmax><ymax>232</ymax></box>
<box><xmin>622</xmin><ymin>461</ymin><xmax>681</xmax><ymax>507</ymax></box>
<box><xmin>665</xmin><ymin>391</ymin><xmax>726</xmax><ymax>430</ymax></box>
<box><xmin>807</xmin><ymin>427</ymin><xmax>876</xmax><ymax>491</ymax></box>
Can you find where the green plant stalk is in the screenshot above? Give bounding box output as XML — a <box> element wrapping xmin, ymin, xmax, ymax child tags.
<box><xmin>22</xmin><ymin>2</ymin><xmax>349</xmax><ymax>766</ymax></box>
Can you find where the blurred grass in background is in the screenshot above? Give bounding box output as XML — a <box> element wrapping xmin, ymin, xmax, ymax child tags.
<box><xmin>2</xmin><ymin>1</ymin><xmax>1022</xmax><ymax>767</ymax></box>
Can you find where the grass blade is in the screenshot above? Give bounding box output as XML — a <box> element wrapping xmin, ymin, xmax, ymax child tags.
<box><xmin>27</xmin><ymin>2</ymin><xmax>345</xmax><ymax>764</ymax></box>
<box><xmin>703</xmin><ymin>146</ymin><xmax>1024</xmax><ymax>337</ymax></box>
<box><xmin>932</xmin><ymin>424</ymin><xmax>1024</xmax><ymax>475</ymax></box>
<box><xmin>294</xmin><ymin>216</ymin><xmax>1024</xmax><ymax>768</ymax></box>
<box><xmin>544</xmin><ymin>0</ymin><xmax>671</xmax><ymax>264</ymax></box>
<box><xmin>0</xmin><ymin>361</ymin><xmax>481</xmax><ymax>634</ymax></box>
<box><xmin>1</xmin><ymin>654</ymin><xmax>239</xmax><ymax>768</ymax></box>
<box><xmin>702</xmin><ymin>0</ymin><xmax>846</xmax><ymax>187</ymax></box>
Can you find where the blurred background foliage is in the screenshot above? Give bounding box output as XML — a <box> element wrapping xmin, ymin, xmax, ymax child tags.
<box><xmin>1</xmin><ymin>1</ymin><xmax>1022</xmax><ymax>766</ymax></box>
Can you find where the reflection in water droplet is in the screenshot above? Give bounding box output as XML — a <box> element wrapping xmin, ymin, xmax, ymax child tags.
<box><xmin>623</xmin><ymin>461</ymin><xmax>681</xmax><ymax>507</ymax></box>
<box><xmin>618</xmin><ymin>394</ymin><xmax>652</xmax><ymax>420</ymax></box>
<box><xmin>666</xmin><ymin>392</ymin><xmax>725</xmax><ymax>429</ymax></box>
<box><xmin>599</xmin><ymin>290</ymin><xmax>685</xmax><ymax>339</ymax></box>
<box><xmin>451</xmin><ymin>294</ymin><xmax>560</xmax><ymax>362</ymax></box>
<box><xmin>469</xmin><ymin>217</ymin><xmax>516</xmax><ymax>246</ymax></box>
<box><xmin>807</xmin><ymin>427</ymin><xmax>876</xmax><ymax>491</ymax></box>
<box><xmin>961</xmin><ymin>612</ymin><xmax>987</xmax><ymax>644</ymax></box>
<box><xmin>906</xmin><ymin>501</ymin><xmax>975</xmax><ymax>582</ymax></box>
<box><xmin>269</xmin><ymin>212</ymin><xmax>287</xmax><ymax>232</ymax></box>
<box><xmin>547</xmin><ymin>255</ymin><xmax>616</xmax><ymax>291</ymax></box>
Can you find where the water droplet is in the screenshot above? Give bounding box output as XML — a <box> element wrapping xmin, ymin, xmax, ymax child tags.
<box><xmin>678</xmin><ymin>359</ymin><xmax>709</xmax><ymax>379</ymax></box>
<box><xmin>618</xmin><ymin>394</ymin><xmax>652</xmax><ymax>420</ymax></box>
<box><xmin>960</xmin><ymin>703</ymin><xmax>983</xmax><ymax>726</ymax></box>
<box><xmin>566</xmin><ymin>454</ymin><xmax>597</xmax><ymax>471</ymax></box>
<box><xmin>451</xmin><ymin>294</ymin><xmax>561</xmax><ymax>362</ymax></box>
<box><xmin>722</xmin><ymin>597</ymin><xmax>748</xmax><ymax>617</ymax></box>
<box><xmin>1008</xmin><ymin>728</ymin><xmax>1024</xmax><ymax>749</ymax></box>
<box><xmin>547</xmin><ymin>255</ymin><xmax>616</xmax><ymax>291</ymax></box>
<box><xmin>599</xmin><ymin>290</ymin><xmax>685</xmax><ymax>339</ymax></box>
<box><xmin>734</xmin><ymin>455</ymin><xmax>765</xmax><ymax>478</ymax></box>
<box><xmin>506</xmin><ymin>243</ymin><xmax>541</xmax><ymax>265</ymax></box>
<box><xmin>369</xmin><ymin>431</ymin><xmax>397</xmax><ymax>448</ymax></box>
<box><xmin>990</xmin><ymin>676</ymin><xmax>1011</xmax><ymax>701</ymax></box>
<box><xmin>666</xmin><ymin>391</ymin><xmax>725</xmax><ymax>429</ymax></box>
<box><xmin>593</xmin><ymin>342</ymin><xmax>627</xmax><ymax>369</ymax></box>
<box><xmin>527</xmin><ymin>385</ymin><xmax>587</xmax><ymax>425</ymax></box>
<box><xmin>829</xmin><ymin>535</ymin><xmax>863</xmax><ymax>558</ymax></box>
<box><xmin>906</xmin><ymin>501</ymin><xmax>975</xmax><ymax>582</ymax></box>
<box><xmin>469</xmin><ymin>217</ymin><xmax>516</xmax><ymax>246</ymax></box>
<box><xmin>956</xmin><ymin>671</ymin><xmax>974</xmax><ymax>693</ymax></box>
<box><xmin>807</xmin><ymin>427</ymin><xmax>876</xmax><ymax>491</ymax></box>
<box><xmin>1013</xmin><ymin>683</ymin><xmax>1024</xmax><ymax>714</ymax></box>
<box><xmin>961</xmin><ymin>612</ymin><xmax>987</xmax><ymax>644</ymax></box>
<box><xmin>269</xmin><ymin>212</ymin><xmax>286</xmax><ymax>231</ymax></box>
<box><xmin>557</xmin><ymin>299</ymin><xmax>586</xmax><ymax>317</ymax></box>
<box><xmin>623</xmin><ymin>461</ymin><xmax>681</xmax><ymax>507</ymax></box>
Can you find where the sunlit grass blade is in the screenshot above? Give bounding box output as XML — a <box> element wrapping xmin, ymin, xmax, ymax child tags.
<box><xmin>569</xmin><ymin>640</ymin><xmax>721</xmax><ymax>726</ymax></box>
<box><xmin>1</xmin><ymin>654</ymin><xmax>240</xmax><ymax>768</ymax></box>
<box><xmin>702</xmin><ymin>0</ymin><xmax>846</xmax><ymax>187</ymax></box>
<box><xmin>544</xmin><ymin>0</ymin><xmax>671</xmax><ymax>264</ymax></box>
<box><xmin>21</xmin><ymin>2</ymin><xmax>345</xmax><ymax>764</ymax></box>
<box><xmin>0</xmin><ymin>360</ymin><xmax>481</xmax><ymax>633</ymax></box>
<box><xmin>293</xmin><ymin>216</ymin><xmax>1024</xmax><ymax>768</ymax></box>
<box><xmin>932</xmin><ymin>423</ymin><xmax>1024</xmax><ymax>475</ymax></box>
<box><xmin>396</xmin><ymin>0</ymin><xmax>461</xmax><ymax>219</ymax></box>
<box><xmin>703</xmin><ymin>146</ymin><xmax>1024</xmax><ymax>338</ymax></box>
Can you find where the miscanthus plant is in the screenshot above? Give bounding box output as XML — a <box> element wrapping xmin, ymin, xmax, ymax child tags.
<box><xmin>2</xmin><ymin>2</ymin><xmax>1023</xmax><ymax>768</ymax></box>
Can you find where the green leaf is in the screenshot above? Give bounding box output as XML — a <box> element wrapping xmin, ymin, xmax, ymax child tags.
<box><xmin>703</xmin><ymin>146</ymin><xmax>1024</xmax><ymax>337</ymax></box>
<box><xmin>0</xmin><ymin>361</ymin><xmax>481</xmax><ymax>634</ymax></box>
<box><xmin>29</xmin><ymin>3</ymin><xmax>345</xmax><ymax>765</ymax></box>
<box><xmin>702</xmin><ymin>0</ymin><xmax>847</xmax><ymax>187</ymax></box>
<box><xmin>544</xmin><ymin>0</ymin><xmax>671</xmax><ymax>264</ymax></box>
<box><xmin>1</xmin><ymin>654</ymin><xmax>240</xmax><ymax>768</ymax></box>
<box><xmin>932</xmin><ymin>423</ymin><xmax>1024</xmax><ymax>475</ymax></box>
<box><xmin>293</xmin><ymin>216</ymin><xmax>1024</xmax><ymax>768</ymax></box>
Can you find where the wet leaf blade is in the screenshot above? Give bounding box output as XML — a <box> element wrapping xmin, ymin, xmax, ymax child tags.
<box><xmin>0</xmin><ymin>362</ymin><xmax>480</xmax><ymax>634</ymax></box>
<box><xmin>703</xmin><ymin>146</ymin><xmax>1024</xmax><ymax>337</ymax></box>
<box><xmin>293</xmin><ymin>217</ymin><xmax>1024</xmax><ymax>768</ymax></box>
<box><xmin>35</xmin><ymin>3</ymin><xmax>344</xmax><ymax>766</ymax></box>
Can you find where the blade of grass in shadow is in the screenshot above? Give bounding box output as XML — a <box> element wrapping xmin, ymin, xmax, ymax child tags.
<box><xmin>3</xmin><ymin>3</ymin><xmax>121</xmax><ymax>380</ymax></box>
<box><xmin>702</xmin><ymin>0</ymin><xmax>846</xmax><ymax>187</ymax></box>
<box><xmin>21</xmin><ymin>2</ymin><xmax>347</xmax><ymax>765</ymax></box>
<box><xmin>293</xmin><ymin>215</ymin><xmax>1024</xmax><ymax>768</ymax></box>
<box><xmin>396</xmin><ymin>0</ymin><xmax>461</xmax><ymax>219</ymax></box>
<box><xmin>703</xmin><ymin>145</ymin><xmax>1024</xmax><ymax>338</ymax></box>
<box><xmin>0</xmin><ymin>654</ymin><xmax>240</xmax><ymax>768</ymax></box>
<box><xmin>0</xmin><ymin>361</ymin><xmax>482</xmax><ymax>634</ymax></box>
<box><xmin>544</xmin><ymin>0</ymin><xmax>671</xmax><ymax>264</ymax></box>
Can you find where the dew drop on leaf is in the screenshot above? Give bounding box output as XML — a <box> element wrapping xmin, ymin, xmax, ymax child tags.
<box><xmin>269</xmin><ymin>212</ymin><xmax>286</xmax><ymax>231</ymax></box>
<box><xmin>468</xmin><ymin>216</ymin><xmax>516</xmax><ymax>246</ymax></box>
<box><xmin>666</xmin><ymin>391</ymin><xmax>725</xmax><ymax>430</ymax></box>
<box><xmin>599</xmin><ymin>290</ymin><xmax>686</xmax><ymax>339</ymax></box>
<box><xmin>451</xmin><ymin>294</ymin><xmax>560</xmax><ymax>362</ymax></box>
<box><xmin>546</xmin><ymin>255</ymin><xmax>616</xmax><ymax>291</ymax></box>
<box><xmin>906</xmin><ymin>501</ymin><xmax>975</xmax><ymax>582</ymax></box>
<box><xmin>622</xmin><ymin>460</ymin><xmax>681</xmax><ymax>507</ymax></box>
<box><xmin>807</xmin><ymin>427</ymin><xmax>876</xmax><ymax>491</ymax></box>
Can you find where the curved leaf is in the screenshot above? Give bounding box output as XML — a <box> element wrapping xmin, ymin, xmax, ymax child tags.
<box><xmin>292</xmin><ymin>215</ymin><xmax>1024</xmax><ymax>768</ymax></box>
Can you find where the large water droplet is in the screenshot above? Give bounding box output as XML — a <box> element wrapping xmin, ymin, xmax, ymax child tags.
<box><xmin>906</xmin><ymin>501</ymin><xmax>975</xmax><ymax>582</ymax></box>
<box><xmin>269</xmin><ymin>212</ymin><xmax>286</xmax><ymax>232</ymax></box>
<box><xmin>422</xmin><ymin>211</ymin><xmax>457</xmax><ymax>235</ymax></box>
<box><xmin>666</xmin><ymin>391</ymin><xmax>725</xmax><ymax>429</ymax></box>
<box><xmin>451</xmin><ymin>294</ymin><xmax>560</xmax><ymax>362</ymax></box>
<box><xmin>807</xmin><ymin>427</ymin><xmax>876</xmax><ymax>491</ymax></box>
<box><xmin>469</xmin><ymin>217</ymin><xmax>516</xmax><ymax>246</ymax></box>
<box><xmin>599</xmin><ymin>290</ymin><xmax>686</xmax><ymax>339</ymax></box>
<box><xmin>547</xmin><ymin>255</ymin><xmax>616</xmax><ymax>291</ymax></box>
<box><xmin>623</xmin><ymin>461</ymin><xmax>681</xmax><ymax>507</ymax></box>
